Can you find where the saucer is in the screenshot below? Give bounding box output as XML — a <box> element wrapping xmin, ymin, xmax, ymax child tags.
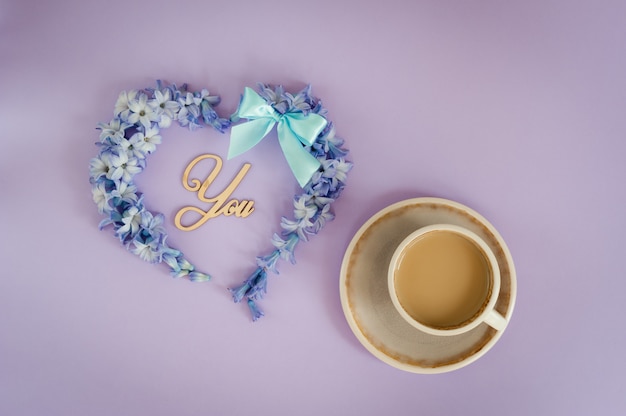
<box><xmin>339</xmin><ymin>197</ymin><xmax>517</xmax><ymax>373</ymax></box>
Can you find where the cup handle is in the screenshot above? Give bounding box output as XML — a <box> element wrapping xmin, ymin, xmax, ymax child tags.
<box><xmin>484</xmin><ymin>309</ymin><xmax>507</xmax><ymax>331</ymax></box>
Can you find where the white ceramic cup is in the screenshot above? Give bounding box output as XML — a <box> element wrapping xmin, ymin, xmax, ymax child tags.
<box><xmin>388</xmin><ymin>224</ymin><xmax>507</xmax><ymax>336</ymax></box>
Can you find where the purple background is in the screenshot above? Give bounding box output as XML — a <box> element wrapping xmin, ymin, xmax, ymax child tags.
<box><xmin>2</xmin><ymin>1</ymin><xmax>625</xmax><ymax>414</ymax></box>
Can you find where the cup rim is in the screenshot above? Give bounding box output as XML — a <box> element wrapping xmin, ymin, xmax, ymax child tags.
<box><xmin>387</xmin><ymin>223</ymin><xmax>501</xmax><ymax>336</ymax></box>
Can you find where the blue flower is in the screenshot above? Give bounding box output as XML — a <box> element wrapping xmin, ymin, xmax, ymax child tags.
<box><xmin>149</xmin><ymin>88</ymin><xmax>180</xmax><ymax>128</ymax></box>
<box><xmin>247</xmin><ymin>299</ymin><xmax>264</xmax><ymax>322</ymax></box>
<box><xmin>118</xmin><ymin>133</ymin><xmax>147</xmax><ymax>160</ymax></box>
<box><xmin>127</xmin><ymin>92</ymin><xmax>159</xmax><ymax>128</ymax></box>
<box><xmin>127</xmin><ymin>126</ymin><xmax>161</xmax><ymax>157</ymax></box>
<box><xmin>177</xmin><ymin>93</ymin><xmax>203</xmax><ymax>130</ymax></box>
<box><xmin>310</xmin><ymin>98</ymin><xmax>328</xmax><ymax>117</ymax></box>
<box><xmin>279</xmin><ymin>195</ymin><xmax>317</xmax><ymax>239</ymax></box>
<box><xmin>97</xmin><ymin>118</ymin><xmax>131</xmax><ymax>144</ymax></box>
<box><xmin>311</xmin><ymin>123</ymin><xmax>349</xmax><ymax>159</ymax></box>
<box><xmin>271</xmin><ymin>233</ymin><xmax>299</xmax><ymax>264</ymax></box>
<box><xmin>280</xmin><ymin>217</ymin><xmax>310</xmax><ymax>241</ymax></box>
<box><xmin>196</xmin><ymin>88</ymin><xmax>220</xmax><ymax>106</ymax></box>
<box><xmin>89</xmin><ymin>152</ymin><xmax>113</xmax><ymax>182</ymax></box>
<box><xmin>257</xmin><ymin>83</ymin><xmax>288</xmax><ymax>114</ymax></box>
<box><xmin>131</xmin><ymin>238</ymin><xmax>163</xmax><ymax>263</ymax></box>
<box><xmin>293</xmin><ymin>195</ymin><xmax>317</xmax><ymax>221</ymax></box>
<box><xmin>228</xmin><ymin>279</ymin><xmax>251</xmax><ymax>304</ymax></box>
<box><xmin>306</xmin><ymin>178</ymin><xmax>331</xmax><ymax>199</ymax></box>
<box><xmin>309</xmin><ymin>202</ymin><xmax>334</xmax><ymax>234</ymax></box>
<box><xmin>116</xmin><ymin>204</ymin><xmax>144</xmax><ymax>243</ymax></box>
<box><xmin>161</xmin><ymin>247</ymin><xmax>182</xmax><ymax>272</ymax></box>
<box><xmin>246</xmin><ymin>269</ymin><xmax>268</xmax><ymax>301</ymax></box>
<box><xmin>256</xmin><ymin>250</ymin><xmax>281</xmax><ymax>274</ymax></box>
<box><xmin>285</xmin><ymin>84</ymin><xmax>313</xmax><ymax>113</ymax></box>
<box><xmin>309</xmin><ymin>195</ymin><xmax>334</xmax><ymax>208</ymax></box>
<box><xmin>228</xmin><ymin>267</ymin><xmax>268</xmax><ymax>304</ymax></box>
<box><xmin>114</xmin><ymin>90</ymin><xmax>138</xmax><ymax>120</ymax></box>
<box><xmin>92</xmin><ymin>181</ymin><xmax>110</xmax><ymax>214</ymax></box>
<box><xmin>108</xmin><ymin>151</ymin><xmax>142</xmax><ymax>183</ymax></box>
<box><xmin>138</xmin><ymin>211</ymin><xmax>166</xmax><ymax>242</ymax></box>
<box><xmin>310</xmin><ymin>158</ymin><xmax>352</xmax><ymax>195</ymax></box>
<box><xmin>98</xmin><ymin>209</ymin><xmax>122</xmax><ymax>231</ymax></box>
<box><xmin>332</xmin><ymin>158</ymin><xmax>352</xmax><ymax>184</ymax></box>
<box><xmin>200</xmin><ymin>100</ymin><xmax>230</xmax><ymax>133</ymax></box>
<box><xmin>188</xmin><ymin>271</ymin><xmax>211</xmax><ymax>282</ymax></box>
<box><xmin>109</xmin><ymin>181</ymin><xmax>139</xmax><ymax>206</ymax></box>
<box><xmin>160</xmin><ymin>246</ymin><xmax>211</xmax><ymax>280</ymax></box>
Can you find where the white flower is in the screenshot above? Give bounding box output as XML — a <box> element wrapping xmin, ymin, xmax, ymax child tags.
<box><xmin>293</xmin><ymin>195</ymin><xmax>317</xmax><ymax>221</ymax></box>
<box><xmin>114</xmin><ymin>90</ymin><xmax>138</xmax><ymax>120</ymax></box>
<box><xmin>110</xmin><ymin>181</ymin><xmax>138</xmax><ymax>204</ymax></box>
<box><xmin>91</xmin><ymin>182</ymin><xmax>109</xmax><ymax>214</ymax></box>
<box><xmin>132</xmin><ymin>126</ymin><xmax>162</xmax><ymax>155</ymax></box>
<box><xmin>97</xmin><ymin>118</ymin><xmax>129</xmax><ymax>144</ymax></box>
<box><xmin>131</xmin><ymin>239</ymin><xmax>162</xmax><ymax>263</ymax></box>
<box><xmin>89</xmin><ymin>152</ymin><xmax>112</xmax><ymax>181</ymax></box>
<box><xmin>127</xmin><ymin>93</ymin><xmax>159</xmax><ymax>128</ymax></box>
<box><xmin>119</xmin><ymin>133</ymin><xmax>147</xmax><ymax>160</ymax></box>
<box><xmin>117</xmin><ymin>205</ymin><xmax>142</xmax><ymax>239</ymax></box>
<box><xmin>333</xmin><ymin>158</ymin><xmax>352</xmax><ymax>183</ymax></box>
<box><xmin>149</xmin><ymin>89</ymin><xmax>180</xmax><ymax>127</ymax></box>
<box><xmin>108</xmin><ymin>151</ymin><xmax>142</xmax><ymax>183</ymax></box>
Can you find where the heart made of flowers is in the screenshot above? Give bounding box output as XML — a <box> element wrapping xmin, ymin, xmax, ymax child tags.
<box><xmin>89</xmin><ymin>81</ymin><xmax>351</xmax><ymax>321</ymax></box>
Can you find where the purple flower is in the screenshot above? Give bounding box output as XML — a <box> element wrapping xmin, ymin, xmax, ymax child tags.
<box><xmin>271</xmin><ymin>233</ymin><xmax>299</xmax><ymax>264</ymax></box>
<box><xmin>311</xmin><ymin>123</ymin><xmax>348</xmax><ymax>158</ymax></box>
<box><xmin>109</xmin><ymin>181</ymin><xmax>139</xmax><ymax>207</ymax></box>
<box><xmin>229</xmin><ymin>267</ymin><xmax>267</xmax><ymax>303</ymax></box>
<box><xmin>256</xmin><ymin>250</ymin><xmax>281</xmax><ymax>274</ymax></box>
<box><xmin>247</xmin><ymin>299</ymin><xmax>264</xmax><ymax>322</ymax></box>
<box><xmin>177</xmin><ymin>96</ymin><xmax>202</xmax><ymax>130</ymax></box>
<box><xmin>131</xmin><ymin>238</ymin><xmax>163</xmax><ymax>263</ymax></box>
<box><xmin>134</xmin><ymin>211</ymin><xmax>166</xmax><ymax>246</ymax></box>
<box><xmin>309</xmin><ymin>203</ymin><xmax>334</xmax><ymax>234</ymax></box>
<box><xmin>257</xmin><ymin>83</ymin><xmax>288</xmax><ymax>114</ymax></box>
<box><xmin>201</xmin><ymin>100</ymin><xmax>230</xmax><ymax>132</ymax></box>
<box><xmin>285</xmin><ymin>84</ymin><xmax>313</xmax><ymax>113</ymax></box>
<box><xmin>280</xmin><ymin>195</ymin><xmax>318</xmax><ymax>239</ymax></box>
<box><xmin>116</xmin><ymin>204</ymin><xmax>143</xmax><ymax>243</ymax></box>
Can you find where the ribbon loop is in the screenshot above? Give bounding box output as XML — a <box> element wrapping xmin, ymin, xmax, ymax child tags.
<box><xmin>228</xmin><ymin>87</ymin><xmax>327</xmax><ymax>187</ymax></box>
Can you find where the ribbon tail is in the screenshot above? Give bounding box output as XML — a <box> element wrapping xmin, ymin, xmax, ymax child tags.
<box><xmin>277</xmin><ymin>124</ymin><xmax>321</xmax><ymax>187</ymax></box>
<box><xmin>227</xmin><ymin>118</ymin><xmax>275</xmax><ymax>159</ymax></box>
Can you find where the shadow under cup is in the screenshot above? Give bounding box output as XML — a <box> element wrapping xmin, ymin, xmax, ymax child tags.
<box><xmin>388</xmin><ymin>224</ymin><xmax>504</xmax><ymax>336</ymax></box>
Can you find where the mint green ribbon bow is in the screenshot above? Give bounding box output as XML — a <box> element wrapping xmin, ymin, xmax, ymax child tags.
<box><xmin>228</xmin><ymin>87</ymin><xmax>327</xmax><ymax>188</ymax></box>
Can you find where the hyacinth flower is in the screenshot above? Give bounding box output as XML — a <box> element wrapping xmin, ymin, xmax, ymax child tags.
<box><xmin>228</xmin><ymin>83</ymin><xmax>352</xmax><ymax>321</ymax></box>
<box><xmin>228</xmin><ymin>268</ymin><xmax>268</xmax><ymax>322</ymax></box>
<box><xmin>92</xmin><ymin>80</ymin><xmax>229</xmax><ymax>282</ymax></box>
<box><xmin>127</xmin><ymin>92</ymin><xmax>160</xmax><ymax>128</ymax></box>
<box><xmin>97</xmin><ymin>118</ymin><xmax>131</xmax><ymax>144</ymax></box>
<box><xmin>92</xmin><ymin>81</ymin><xmax>352</xmax><ymax>321</ymax></box>
<box><xmin>247</xmin><ymin>299</ymin><xmax>265</xmax><ymax>322</ymax></box>
<box><xmin>91</xmin><ymin>181</ymin><xmax>110</xmax><ymax>214</ymax></box>
<box><xmin>114</xmin><ymin>90</ymin><xmax>138</xmax><ymax>120</ymax></box>
<box><xmin>149</xmin><ymin>88</ymin><xmax>180</xmax><ymax>128</ymax></box>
